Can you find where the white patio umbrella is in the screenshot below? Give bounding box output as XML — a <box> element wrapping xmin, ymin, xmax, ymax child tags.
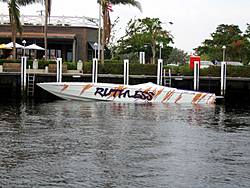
<box><xmin>0</xmin><ymin>42</ymin><xmax>24</xmax><ymax>49</ymax></box>
<box><xmin>0</xmin><ymin>43</ymin><xmax>12</xmax><ymax>49</ymax></box>
<box><xmin>25</xmin><ymin>44</ymin><xmax>45</xmax><ymax>50</ymax></box>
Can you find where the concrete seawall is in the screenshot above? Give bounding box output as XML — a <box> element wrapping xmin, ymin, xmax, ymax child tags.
<box><xmin>0</xmin><ymin>72</ymin><xmax>249</xmax><ymax>104</ymax></box>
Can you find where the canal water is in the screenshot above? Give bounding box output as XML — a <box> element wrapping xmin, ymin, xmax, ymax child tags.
<box><xmin>0</xmin><ymin>98</ymin><xmax>249</xmax><ymax>187</ymax></box>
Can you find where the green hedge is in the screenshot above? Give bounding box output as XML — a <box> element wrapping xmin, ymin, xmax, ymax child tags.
<box><xmin>179</xmin><ymin>65</ymin><xmax>250</xmax><ymax>77</ymax></box>
<box><xmin>102</xmin><ymin>62</ymin><xmax>124</xmax><ymax>74</ymax></box>
<box><xmin>83</xmin><ymin>62</ymin><xmax>103</xmax><ymax>73</ymax></box>
<box><xmin>81</xmin><ymin>62</ymin><xmax>250</xmax><ymax>77</ymax></box>
<box><xmin>62</xmin><ymin>62</ymin><xmax>76</xmax><ymax>70</ymax></box>
<box><xmin>83</xmin><ymin>61</ymin><xmax>157</xmax><ymax>75</ymax></box>
<box><xmin>0</xmin><ymin>59</ymin><xmax>21</xmax><ymax>64</ymax></box>
<box><xmin>130</xmin><ymin>63</ymin><xmax>157</xmax><ymax>75</ymax></box>
<box><xmin>226</xmin><ymin>65</ymin><xmax>250</xmax><ymax>77</ymax></box>
<box><xmin>1</xmin><ymin>59</ymin><xmax>249</xmax><ymax>77</ymax></box>
<box><xmin>0</xmin><ymin>59</ymin><xmax>76</xmax><ymax>70</ymax></box>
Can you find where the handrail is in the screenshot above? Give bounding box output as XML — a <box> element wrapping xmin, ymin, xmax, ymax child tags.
<box><xmin>0</xmin><ymin>14</ymin><xmax>99</xmax><ymax>28</ymax></box>
<box><xmin>163</xmin><ymin>68</ymin><xmax>171</xmax><ymax>86</ymax></box>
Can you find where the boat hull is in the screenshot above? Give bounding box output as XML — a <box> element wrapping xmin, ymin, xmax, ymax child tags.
<box><xmin>37</xmin><ymin>82</ymin><xmax>216</xmax><ymax>104</ymax></box>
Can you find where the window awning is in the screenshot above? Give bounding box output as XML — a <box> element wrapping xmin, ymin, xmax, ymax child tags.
<box><xmin>88</xmin><ymin>41</ymin><xmax>102</xmax><ymax>50</ymax></box>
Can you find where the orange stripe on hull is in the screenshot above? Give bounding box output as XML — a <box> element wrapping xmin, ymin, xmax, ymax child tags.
<box><xmin>174</xmin><ymin>93</ymin><xmax>183</xmax><ymax>103</ymax></box>
<box><xmin>162</xmin><ymin>90</ymin><xmax>175</xmax><ymax>103</ymax></box>
<box><xmin>191</xmin><ymin>92</ymin><xmax>203</xmax><ymax>103</ymax></box>
<box><xmin>154</xmin><ymin>88</ymin><xmax>164</xmax><ymax>99</ymax></box>
<box><xmin>80</xmin><ymin>84</ymin><xmax>94</xmax><ymax>96</ymax></box>
<box><xmin>198</xmin><ymin>93</ymin><xmax>208</xmax><ymax>103</ymax></box>
<box><xmin>206</xmin><ymin>94</ymin><xmax>215</xmax><ymax>104</ymax></box>
<box><xmin>60</xmin><ymin>84</ymin><xmax>68</xmax><ymax>92</ymax></box>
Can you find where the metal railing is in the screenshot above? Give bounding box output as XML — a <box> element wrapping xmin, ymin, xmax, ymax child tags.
<box><xmin>0</xmin><ymin>14</ymin><xmax>99</xmax><ymax>27</ymax></box>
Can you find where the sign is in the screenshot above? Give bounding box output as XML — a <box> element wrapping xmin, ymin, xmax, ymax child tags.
<box><xmin>190</xmin><ymin>56</ymin><xmax>200</xmax><ymax>69</ymax></box>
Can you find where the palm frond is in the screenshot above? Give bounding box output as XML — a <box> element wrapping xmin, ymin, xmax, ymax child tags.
<box><xmin>98</xmin><ymin>0</ymin><xmax>142</xmax><ymax>64</ymax></box>
<box><xmin>17</xmin><ymin>0</ymin><xmax>43</xmax><ymax>6</ymax></box>
<box><xmin>110</xmin><ymin>0</ymin><xmax>142</xmax><ymax>12</ymax></box>
<box><xmin>10</xmin><ymin>0</ymin><xmax>22</xmax><ymax>36</ymax></box>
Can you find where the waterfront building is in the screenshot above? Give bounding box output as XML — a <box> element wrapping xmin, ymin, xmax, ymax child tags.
<box><xmin>0</xmin><ymin>14</ymin><xmax>99</xmax><ymax>62</ymax></box>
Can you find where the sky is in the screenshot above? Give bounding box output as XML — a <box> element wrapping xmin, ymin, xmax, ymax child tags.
<box><xmin>1</xmin><ymin>0</ymin><xmax>250</xmax><ymax>55</ymax></box>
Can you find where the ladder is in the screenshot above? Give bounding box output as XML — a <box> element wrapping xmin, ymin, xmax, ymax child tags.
<box><xmin>164</xmin><ymin>69</ymin><xmax>171</xmax><ymax>87</ymax></box>
<box><xmin>27</xmin><ymin>72</ymin><xmax>35</xmax><ymax>97</ymax></box>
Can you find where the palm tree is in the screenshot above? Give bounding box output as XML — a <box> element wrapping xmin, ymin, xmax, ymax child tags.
<box><xmin>31</xmin><ymin>0</ymin><xmax>51</xmax><ymax>61</ymax></box>
<box><xmin>44</xmin><ymin>0</ymin><xmax>51</xmax><ymax>61</ymax></box>
<box><xmin>97</xmin><ymin>0</ymin><xmax>142</xmax><ymax>65</ymax></box>
<box><xmin>1</xmin><ymin>0</ymin><xmax>41</xmax><ymax>60</ymax></box>
<box><xmin>1</xmin><ymin>0</ymin><xmax>22</xmax><ymax>60</ymax></box>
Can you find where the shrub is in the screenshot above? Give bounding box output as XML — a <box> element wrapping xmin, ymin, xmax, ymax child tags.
<box><xmin>83</xmin><ymin>62</ymin><xmax>92</xmax><ymax>73</ymax></box>
<box><xmin>0</xmin><ymin>59</ymin><xmax>79</xmax><ymax>70</ymax></box>
<box><xmin>82</xmin><ymin>61</ymin><xmax>157</xmax><ymax>75</ymax></box>
<box><xmin>83</xmin><ymin>62</ymin><xmax>102</xmax><ymax>73</ymax></box>
<box><xmin>179</xmin><ymin>66</ymin><xmax>193</xmax><ymax>76</ymax></box>
<box><xmin>205</xmin><ymin>66</ymin><xmax>221</xmax><ymax>77</ymax></box>
<box><xmin>102</xmin><ymin>62</ymin><xmax>124</xmax><ymax>74</ymax></box>
<box><xmin>0</xmin><ymin>59</ymin><xmax>15</xmax><ymax>65</ymax></box>
<box><xmin>130</xmin><ymin>63</ymin><xmax>157</xmax><ymax>75</ymax></box>
<box><xmin>226</xmin><ymin>65</ymin><xmax>250</xmax><ymax>77</ymax></box>
<box><xmin>63</xmin><ymin>62</ymin><xmax>76</xmax><ymax>70</ymax></box>
<box><xmin>38</xmin><ymin>60</ymin><xmax>56</xmax><ymax>69</ymax></box>
<box><xmin>1</xmin><ymin>59</ymin><xmax>250</xmax><ymax>77</ymax></box>
<box><xmin>104</xmin><ymin>59</ymin><xmax>123</xmax><ymax>63</ymax></box>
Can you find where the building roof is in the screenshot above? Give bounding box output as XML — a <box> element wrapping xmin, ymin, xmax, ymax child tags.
<box><xmin>0</xmin><ymin>32</ymin><xmax>76</xmax><ymax>40</ymax></box>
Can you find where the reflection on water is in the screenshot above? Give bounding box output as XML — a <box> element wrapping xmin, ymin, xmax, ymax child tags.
<box><xmin>0</xmin><ymin>100</ymin><xmax>249</xmax><ymax>187</ymax></box>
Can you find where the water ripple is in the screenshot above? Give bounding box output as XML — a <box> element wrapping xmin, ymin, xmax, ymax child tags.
<box><xmin>0</xmin><ymin>100</ymin><xmax>249</xmax><ymax>187</ymax></box>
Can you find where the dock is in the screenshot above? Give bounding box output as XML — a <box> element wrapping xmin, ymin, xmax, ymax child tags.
<box><xmin>0</xmin><ymin>70</ymin><xmax>249</xmax><ymax>103</ymax></box>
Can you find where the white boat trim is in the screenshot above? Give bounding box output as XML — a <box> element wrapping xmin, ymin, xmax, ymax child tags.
<box><xmin>37</xmin><ymin>82</ymin><xmax>216</xmax><ymax>104</ymax></box>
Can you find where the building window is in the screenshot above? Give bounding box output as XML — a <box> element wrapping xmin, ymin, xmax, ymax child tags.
<box><xmin>56</xmin><ymin>50</ymin><xmax>61</xmax><ymax>58</ymax></box>
<box><xmin>67</xmin><ymin>52</ymin><xmax>72</xmax><ymax>62</ymax></box>
<box><xmin>50</xmin><ymin>49</ymin><xmax>55</xmax><ymax>59</ymax></box>
<box><xmin>47</xmin><ymin>49</ymin><xmax>62</xmax><ymax>60</ymax></box>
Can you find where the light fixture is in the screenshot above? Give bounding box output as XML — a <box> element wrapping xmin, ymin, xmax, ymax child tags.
<box><xmin>22</xmin><ymin>40</ymin><xmax>26</xmax><ymax>56</ymax></box>
<box><xmin>222</xmin><ymin>46</ymin><xmax>226</xmax><ymax>62</ymax></box>
<box><xmin>94</xmin><ymin>42</ymin><xmax>98</xmax><ymax>58</ymax></box>
<box><xmin>159</xmin><ymin>42</ymin><xmax>163</xmax><ymax>59</ymax></box>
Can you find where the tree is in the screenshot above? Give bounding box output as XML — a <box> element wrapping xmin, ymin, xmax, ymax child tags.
<box><xmin>34</xmin><ymin>0</ymin><xmax>51</xmax><ymax>61</ymax></box>
<box><xmin>106</xmin><ymin>16</ymin><xmax>120</xmax><ymax>59</ymax></box>
<box><xmin>242</xmin><ymin>23</ymin><xmax>250</xmax><ymax>62</ymax></box>
<box><xmin>194</xmin><ymin>24</ymin><xmax>246</xmax><ymax>62</ymax></box>
<box><xmin>119</xmin><ymin>17</ymin><xmax>174</xmax><ymax>64</ymax></box>
<box><xmin>44</xmin><ymin>0</ymin><xmax>51</xmax><ymax>61</ymax></box>
<box><xmin>97</xmin><ymin>0</ymin><xmax>142</xmax><ymax>65</ymax></box>
<box><xmin>1</xmin><ymin>0</ymin><xmax>41</xmax><ymax>60</ymax></box>
<box><xmin>166</xmin><ymin>48</ymin><xmax>188</xmax><ymax>66</ymax></box>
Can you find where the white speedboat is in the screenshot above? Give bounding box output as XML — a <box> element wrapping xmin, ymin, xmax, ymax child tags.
<box><xmin>37</xmin><ymin>82</ymin><xmax>216</xmax><ymax>104</ymax></box>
